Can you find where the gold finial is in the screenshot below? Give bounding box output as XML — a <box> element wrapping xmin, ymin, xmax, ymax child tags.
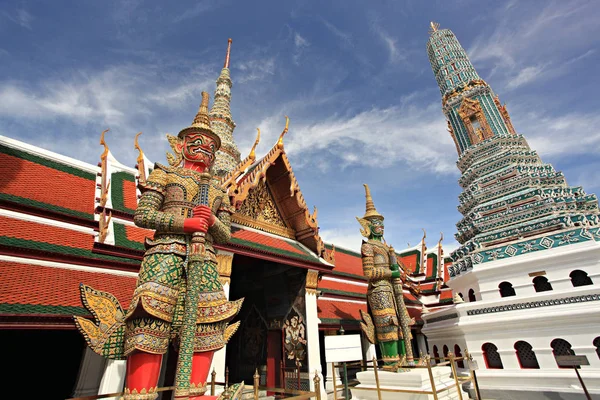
<box><xmin>249</xmin><ymin>128</ymin><xmax>261</xmax><ymax>160</ymax></box>
<box><xmin>178</xmin><ymin>91</ymin><xmax>221</xmax><ymax>149</ymax></box>
<box><xmin>422</xmin><ymin>228</ymin><xmax>427</xmax><ymax>242</ymax></box>
<box><xmin>99</xmin><ymin>129</ymin><xmax>110</xmax><ymax>161</ymax></box>
<box><xmin>429</xmin><ymin>21</ymin><xmax>440</xmax><ymax>35</ymax></box>
<box><xmin>363</xmin><ymin>184</ymin><xmax>384</xmax><ymax>220</ymax></box>
<box><xmin>134</xmin><ymin>132</ymin><xmax>144</xmax><ymax>163</ymax></box>
<box><xmin>224</xmin><ymin>38</ymin><xmax>232</xmax><ymax>69</ymax></box>
<box><xmin>277</xmin><ymin>116</ymin><xmax>290</xmax><ymax>149</ymax></box>
<box><xmin>192</xmin><ymin>92</ymin><xmax>211</xmax><ymax>127</ymax></box>
<box><xmin>438</xmin><ymin>232</ymin><xmax>444</xmax><ymax>246</ymax></box>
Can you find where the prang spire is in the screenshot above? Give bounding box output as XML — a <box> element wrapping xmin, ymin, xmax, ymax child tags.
<box><xmin>426</xmin><ymin>23</ymin><xmax>516</xmax><ymax>154</ymax></box>
<box><xmin>210</xmin><ymin>38</ymin><xmax>241</xmax><ymax>177</ymax></box>
<box><xmin>224</xmin><ymin>38</ymin><xmax>232</xmax><ymax>68</ymax></box>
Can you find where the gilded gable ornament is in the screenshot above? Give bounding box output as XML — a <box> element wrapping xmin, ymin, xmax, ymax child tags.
<box><xmin>237</xmin><ymin>180</ymin><xmax>287</xmax><ymax>228</ymax></box>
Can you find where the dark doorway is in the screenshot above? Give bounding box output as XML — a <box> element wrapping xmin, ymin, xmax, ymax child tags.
<box><xmin>226</xmin><ymin>255</ymin><xmax>307</xmax><ymax>387</ymax></box>
<box><xmin>0</xmin><ymin>329</ymin><xmax>86</xmax><ymax>399</ymax></box>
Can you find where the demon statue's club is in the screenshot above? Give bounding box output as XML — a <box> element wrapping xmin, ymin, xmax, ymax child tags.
<box><xmin>74</xmin><ymin>92</ymin><xmax>244</xmax><ymax>400</ymax></box>
<box><xmin>357</xmin><ymin>184</ymin><xmax>415</xmax><ymax>372</ymax></box>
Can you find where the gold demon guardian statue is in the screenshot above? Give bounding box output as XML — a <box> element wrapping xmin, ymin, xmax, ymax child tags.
<box><xmin>74</xmin><ymin>92</ymin><xmax>244</xmax><ymax>400</ymax></box>
<box><xmin>357</xmin><ymin>184</ymin><xmax>415</xmax><ymax>372</ymax></box>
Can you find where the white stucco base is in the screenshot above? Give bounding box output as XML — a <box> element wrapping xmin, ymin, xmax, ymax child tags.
<box><xmin>423</xmin><ymin>240</ymin><xmax>600</xmax><ymax>399</ymax></box>
<box><xmin>353</xmin><ymin>367</ymin><xmax>460</xmax><ymax>400</ymax></box>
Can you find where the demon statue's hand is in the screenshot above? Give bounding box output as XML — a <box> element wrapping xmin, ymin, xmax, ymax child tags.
<box><xmin>183</xmin><ymin>205</ymin><xmax>214</xmax><ymax>233</ymax></box>
<box><xmin>390</xmin><ymin>263</ymin><xmax>400</xmax><ymax>272</ymax></box>
<box><xmin>391</xmin><ymin>270</ymin><xmax>401</xmax><ymax>279</ymax></box>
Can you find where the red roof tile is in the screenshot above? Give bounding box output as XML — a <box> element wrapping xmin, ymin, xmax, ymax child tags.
<box><xmin>0</xmin><ymin>153</ymin><xmax>95</xmax><ymax>214</ymax></box>
<box><xmin>0</xmin><ymin>215</ymin><xmax>93</xmax><ymax>249</ymax></box>
<box><xmin>318</xmin><ymin>278</ymin><xmax>367</xmax><ymax>296</ymax></box>
<box><xmin>440</xmin><ymin>289</ymin><xmax>453</xmax><ymax>300</ymax></box>
<box><xmin>232</xmin><ymin>229</ymin><xmax>306</xmax><ymax>255</ymax></box>
<box><xmin>317</xmin><ymin>299</ymin><xmax>366</xmax><ymax>321</ymax></box>
<box><xmin>399</xmin><ymin>253</ymin><xmax>418</xmax><ymax>274</ymax></box>
<box><xmin>443</xmin><ymin>260</ymin><xmax>451</xmax><ymax>282</ymax></box>
<box><xmin>0</xmin><ymin>261</ymin><xmax>136</xmax><ymax>312</ymax></box>
<box><xmin>122</xmin><ymin>179</ymin><xmax>139</xmax><ymax>211</ymax></box>
<box><xmin>125</xmin><ymin>225</ymin><xmax>152</xmax><ymax>244</ymax></box>
<box><xmin>333</xmin><ymin>249</ymin><xmax>363</xmax><ymax>276</ymax></box>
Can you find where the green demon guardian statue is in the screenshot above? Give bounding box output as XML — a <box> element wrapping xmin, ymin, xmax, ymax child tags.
<box><xmin>357</xmin><ymin>184</ymin><xmax>415</xmax><ymax>372</ymax></box>
<box><xmin>74</xmin><ymin>92</ymin><xmax>244</xmax><ymax>400</ymax></box>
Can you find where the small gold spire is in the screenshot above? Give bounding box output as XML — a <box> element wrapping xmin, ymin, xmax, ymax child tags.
<box><xmin>249</xmin><ymin>128</ymin><xmax>261</xmax><ymax>160</ymax></box>
<box><xmin>224</xmin><ymin>38</ymin><xmax>232</xmax><ymax>68</ymax></box>
<box><xmin>363</xmin><ymin>184</ymin><xmax>384</xmax><ymax>220</ymax></box>
<box><xmin>192</xmin><ymin>91</ymin><xmax>211</xmax><ymax>128</ymax></box>
<box><xmin>277</xmin><ymin>116</ymin><xmax>290</xmax><ymax>149</ymax></box>
<box><xmin>178</xmin><ymin>91</ymin><xmax>221</xmax><ymax>149</ymax></box>
<box><xmin>429</xmin><ymin>21</ymin><xmax>440</xmax><ymax>35</ymax></box>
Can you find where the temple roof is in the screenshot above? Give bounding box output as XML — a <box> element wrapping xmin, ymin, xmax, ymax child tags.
<box><xmin>222</xmin><ymin>119</ymin><xmax>335</xmax><ymax>264</ymax></box>
<box><xmin>0</xmin><ymin>260</ymin><xmax>136</xmax><ymax>327</ymax></box>
<box><xmin>0</xmin><ymin>140</ymin><xmax>96</xmax><ymax>223</ymax></box>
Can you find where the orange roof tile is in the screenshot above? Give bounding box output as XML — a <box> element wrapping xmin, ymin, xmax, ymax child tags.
<box><xmin>317</xmin><ymin>299</ymin><xmax>366</xmax><ymax>322</ymax></box>
<box><xmin>399</xmin><ymin>253</ymin><xmax>419</xmax><ymax>274</ymax></box>
<box><xmin>0</xmin><ymin>152</ymin><xmax>95</xmax><ymax>215</ymax></box>
<box><xmin>440</xmin><ymin>289</ymin><xmax>453</xmax><ymax>300</ymax></box>
<box><xmin>0</xmin><ymin>215</ymin><xmax>93</xmax><ymax>249</ymax></box>
<box><xmin>125</xmin><ymin>225</ymin><xmax>153</xmax><ymax>244</ymax></box>
<box><xmin>122</xmin><ymin>179</ymin><xmax>138</xmax><ymax>211</ymax></box>
<box><xmin>333</xmin><ymin>248</ymin><xmax>363</xmax><ymax>277</ymax></box>
<box><xmin>318</xmin><ymin>278</ymin><xmax>367</xmax><ymax>296</ymax></box>
<box><xmin>0</xmin><ymin>261</ymin><xmax>136</xmax><ymax>312</ymax></box>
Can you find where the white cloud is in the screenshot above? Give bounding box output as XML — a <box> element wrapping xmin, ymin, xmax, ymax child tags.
<box><xmin>173</xmin><ymin>0</ymin><xmax>223</xmax><ymax>22</ymax></box>
<box><xmin>293</xmin><ymin>33</ymin><xmax>310</xmax><ymax>65</ymax></box>
<box><xmin>2</xmin><ymin>9</ymin><xmax>33</xmax><ymax>29</ymax></box>
<box><xmin>236</xmin><ymin>58</ymin><xmax>276</xmax><ymax>83</ymax></box>
<box><xmin>319</xmin><ymin>17</ymin><xmax>353</xmax><ymax>47</ymax></box>
<box><xmin>518</xmin><ymin>111</ymin><xmax>600</xmax><ymax>158</ymax></box>
<box><xmin>370</xmin><ymin>22</ymin><xmax>402</xmax><ymax>64</ymax></box>
<box><xmin>468</xmin><ymin>1</ymin><xmax>600</xmax><ymax>89</ymax></box>
<box><xmin>506</xmin><ymin>64</ymin><xmax>546</xmax><ymax>89</ymax></box>
<box><xmin>320</xmin><ymin>228</ymin><xmax>362</xmax><ymax>253</ymax></box>
<box><xmin>285</xmin><ymin>103</ymin><xmax>455</xmax><ymax>174</ymax></box>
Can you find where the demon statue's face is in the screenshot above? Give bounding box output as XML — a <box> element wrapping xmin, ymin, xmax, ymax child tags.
<box><xmin>179</xmin><ymin>132</ymin><xmax>218</xmax><ymax>171</ymax></box>
<box><xmin>369</xmin><ymin>218</ymin><xmax>384</xmax><ymax>239</ymax></box>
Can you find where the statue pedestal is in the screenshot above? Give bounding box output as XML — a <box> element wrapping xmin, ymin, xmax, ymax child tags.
<box><xmin>353</xmin><ymin>367</ymin><xmax>460</xmax><ymax>400</ymax></box>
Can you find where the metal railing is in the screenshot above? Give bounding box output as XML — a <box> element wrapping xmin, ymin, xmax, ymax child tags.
<box><xmin>330</xmin><ymin>350</ymin><xmax>480</xmax><ymax>400</ymax></box>
<box><xmin>67</xmin><ymin>367</ymin><xmax>323</xmax><ymax>400</ymax></box>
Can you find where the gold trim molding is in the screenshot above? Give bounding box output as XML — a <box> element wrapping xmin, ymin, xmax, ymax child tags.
<box><xmin>306</xmin><ymin>270</ymin><xmax>320</xmax><ymax>295</ymax></box>
<box><xmin>232</xmin><ymin>213</ymin><xmax>296</xmax><ymax>239</ymax></box>
<box><xmin>216</xmin><ymin>253</ymin><xmax>233</xmax><ymax>285</ymax></box>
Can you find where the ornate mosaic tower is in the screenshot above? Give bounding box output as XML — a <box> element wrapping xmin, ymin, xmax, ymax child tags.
<box><xmin>427</xmin><ymin>22</ymin><xmax>600</xmax><ymax>277</ymax></box>
<box><xmin>210</xmin><ymin>38</ymin><xmax>242</xmax><ymax>177</ymax></box>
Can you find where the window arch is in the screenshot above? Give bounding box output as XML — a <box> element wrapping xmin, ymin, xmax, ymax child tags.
<box><xmin>551</xmin><ymin>338</ymin><xmax>575</xmax><ymax>368</ymax></box>
<box><xmin>499</xmin><ymin>281</ymin><xmax>516</xmax><ymax>297</ymax></box>
<box><xmin>443</xmin><ymin>345</ymin><xmax>449</xmax><ymax>359</ymax></box>
<box><xmin>458</xmin><ymin>292</ymin><xmax>464</xmax><ymax>301</ymax></box>
<box><xmin>433</xmin><ymin>345</ymin><xmax>440</xmax><ymax>362</ymax></box>
<box><xmin>482</xmin><ymin>343</ymin><xmax>503</xmax><ymax>369</ymax></box>
<box><xmin>454</xmin><ymin>344</ymin><xmax>465</xmax><ymax>368</ymax></box>
<box><xmin>468</xmin><ymin>289</ymin><xmax>476</xmax><ymax>302</ymax></box>
<box><xmin>593</xmin><ymin>337</ymin><xmax>600</xmax><ymax>360</ymax></box>
<box><xmin>570</xmin><ymin>270</ymin><xmax>593</xmax><ymax>287</ymax></box>
<box><xmin>514</xmin><ymin>341</ymin><xmax>540</xmax><ymax>369</ymax></box>
<box><xmin>533</xmin><ymin>276</ymin><xmax>553</xmax><ymax>292</ymax></box>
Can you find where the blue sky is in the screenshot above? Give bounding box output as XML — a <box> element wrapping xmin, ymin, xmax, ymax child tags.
<box><xmin>1</xmin><ymin>0</ymin><xmax>599</xmax><ymax>253</ymax></box>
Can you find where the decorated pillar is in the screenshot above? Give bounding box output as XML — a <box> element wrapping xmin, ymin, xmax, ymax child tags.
<box><xmin>210</xmin><ymin>251</ymin><xmax>234</xmax><ymax>383</ymax></box>
<box><xmin>304</xmin><ymin>269</ymin><xmax>326</xmax><ymax>398</ymax></box>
